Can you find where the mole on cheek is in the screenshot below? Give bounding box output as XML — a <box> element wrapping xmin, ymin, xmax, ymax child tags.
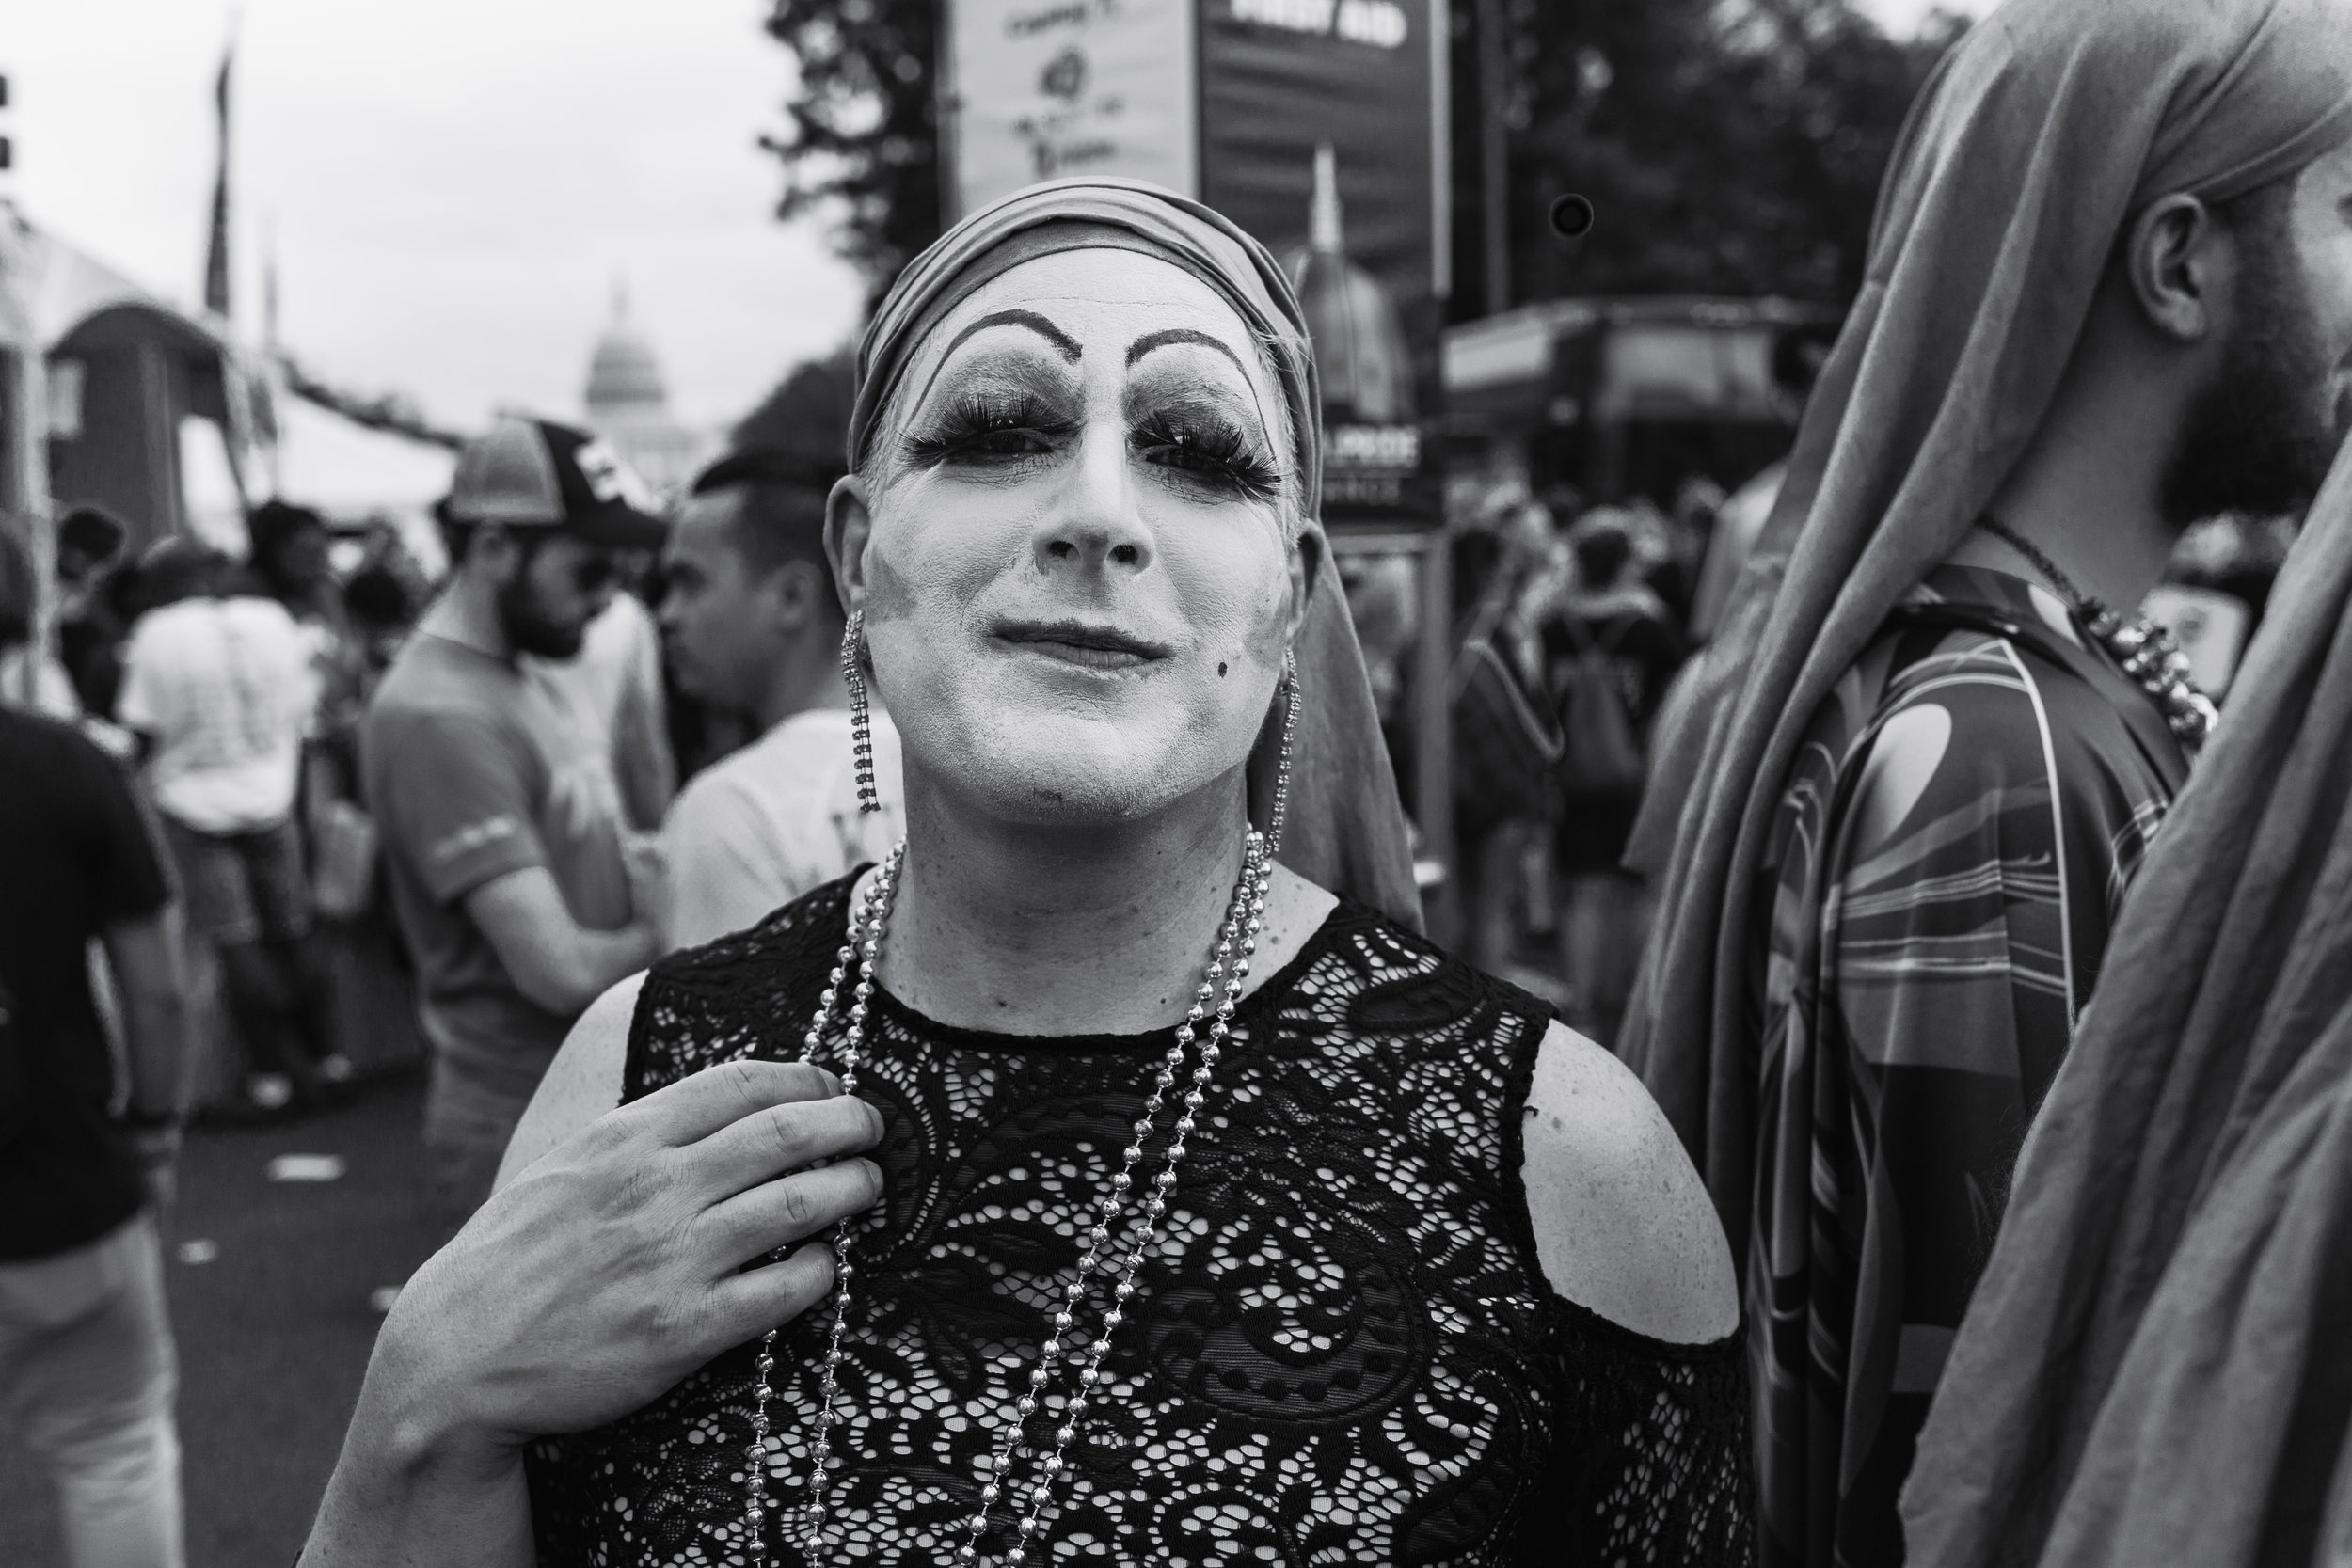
<box><xmin>1218</xmin><ymin>662</ymin><xmax>1228</xmax><ymax>677</ymax></box>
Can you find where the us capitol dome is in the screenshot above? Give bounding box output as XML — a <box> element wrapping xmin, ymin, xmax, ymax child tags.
<box><xmin>583</xmin><ymin>283</ymin><xmax>711</xmax><ymax>498</ymax></box>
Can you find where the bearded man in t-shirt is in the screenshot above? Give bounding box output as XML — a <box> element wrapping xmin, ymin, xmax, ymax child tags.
<box><xmin>362</xmin><ymin>418</ymin><xmax>671</xmax><ymax>1227</ymax></box>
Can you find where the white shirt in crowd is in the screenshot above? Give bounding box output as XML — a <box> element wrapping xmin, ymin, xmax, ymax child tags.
<box><xmin>660</xmin><ymin>705</ymin><xmax>905</xmax><ymax>950</ymax></box>
<box><xmin>117</xmin><ymin>594</ymin><xmax>317</xmax><ymax>835</ymax></box>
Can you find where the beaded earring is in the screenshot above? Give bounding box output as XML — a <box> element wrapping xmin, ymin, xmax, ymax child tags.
<box><xmin>842</xmin><ymin>610</ymin><xmax>881</xmax><ymax>814</ymax></box>
<box><xmin>1269</xmin><ymin>649</ymin><xmax>1299</xmax><ymax>852</ymax></box>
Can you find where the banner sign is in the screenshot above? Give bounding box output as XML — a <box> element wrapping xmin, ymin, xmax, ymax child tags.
<box><xmin>946</xmin><ymin>0</ymin><xmax>1446</xmax><ymax>528</ymax></box>
<box><xmin>946</xmin><ymin>0</ymin><xmax>1197</xmax><ymax>208</ymax></box>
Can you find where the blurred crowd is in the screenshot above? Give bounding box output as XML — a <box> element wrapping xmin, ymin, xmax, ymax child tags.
<box><xmin>0</xmin><ymin>325</ymin><xmax>2303</xmax><ymax>1568</ymax></box>
<box><xmin>3</xmin><ymin>397</ymin><xmax>2299</xmax><ymax>1131</ymax></box>
<box><xmin>1437</xmin><ymin>478</ymin><xmax>1699</xmax><ymax>1040</ymax></box>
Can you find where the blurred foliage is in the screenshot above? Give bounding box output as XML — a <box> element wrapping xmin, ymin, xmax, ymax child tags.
<box><xmin>759</xmin><ymin>0</ymin><xmax>942</xmax><ymax>297</ymax></box>
<box><xmin>729</xmin><ymin>348</ymin><xmax>856</xmax><ymax>468</ymax></box>
<box><xmin>756</xmin><ymin>0</ymin><xmax>1961</xmax><ymax>311</ymax></box>
<box><xmin>1457</xmin><ymin>0</ymin><xmax>1966</xmax><ymax>315</ymax></box>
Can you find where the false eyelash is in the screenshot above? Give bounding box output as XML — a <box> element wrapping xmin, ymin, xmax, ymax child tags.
<box><xmin>900</xmin><ymin>391</ymin><xmax>1078</xmax><ymax>467</ymax></box>
<box><xmin>1131</xmin><ymin>414</ymin><xmax>1284</xmax><ymax>502</ymax></box>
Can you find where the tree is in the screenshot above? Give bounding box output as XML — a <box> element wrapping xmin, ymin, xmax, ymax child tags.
<box><xmin>729</xmin><ymin>349</ymin><xmax>856</xmax><ymax>468</ymax></box>
<box><xmin>758</xmin><ymin>0</ymin><xmax>1958</xmax><ymax>311</ymax></box>
<box><xmin>1453</xmin><ymin>0</ymin><xmax>1963</xmax><ymax>318</ymax></box>
<box><xmin>760</xmin><ymin>0</ymin><xmax>943</xmax><ymax>295</ymax></box>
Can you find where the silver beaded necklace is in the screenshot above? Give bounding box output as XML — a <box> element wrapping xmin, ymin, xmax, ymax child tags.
<box><xmin>745</xmin><ymin>658</ymin><xmax>1299</xmax><ymax>1567</ymax></box>
<box><xmin>1979</xmin><ymin>517</ymin><xmax>2218</xmax><ymax>747</ymax></box>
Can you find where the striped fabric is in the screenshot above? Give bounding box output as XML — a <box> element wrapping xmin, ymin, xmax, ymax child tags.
<box><xmin>1746</xmin><ymin>566</ymin><xmax>2189</xmax><ymax>1568</ymax></box>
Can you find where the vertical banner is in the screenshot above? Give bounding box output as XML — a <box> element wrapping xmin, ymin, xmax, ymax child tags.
<box><xmin>946</xmin><ymin>0</ymin><xmax>1198</xmax><ymax>218</ymax></box>
<box><xmin>1199</xmin><ymin>0</ymin><xmax>1443</xmax><ymax>526</ymax></box>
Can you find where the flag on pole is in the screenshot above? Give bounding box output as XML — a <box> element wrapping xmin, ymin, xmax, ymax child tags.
<box><xmin>203</xmin><ymin>47</ymin><xmax>232</xmax><ymax>318</ymax></box>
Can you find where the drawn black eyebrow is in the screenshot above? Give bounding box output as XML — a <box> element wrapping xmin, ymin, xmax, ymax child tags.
<box><xmin>938</xmin><ymin>309</ymin><xmax>1083</xmax><ymax>367</ymax></box>
<box><xmin>906</xmin><ymin>309</ymin><xmax>1083</xmax><ymax>420</ymax></box>
<box><xmin>1126</xmin><ymin>327</ymin><xmax>1248</xmax><ymax>374</ymax></box>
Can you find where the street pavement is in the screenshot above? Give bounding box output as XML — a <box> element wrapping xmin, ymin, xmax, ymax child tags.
<box><xmin>0</xmin><ymin>1072</ymin><xmax>444</xmax><ymax>1567</ymax></box>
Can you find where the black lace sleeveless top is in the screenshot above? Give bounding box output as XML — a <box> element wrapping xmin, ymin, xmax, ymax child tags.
<box><xmin>527</xmin><ymin>878</ymin><xmax>1753</xmax><ymax>1565</ymax></box>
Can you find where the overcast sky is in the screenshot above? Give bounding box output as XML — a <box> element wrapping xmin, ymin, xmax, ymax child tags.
<box><xmin>0</xmin><ymin>0</ymin><xmax>1978</xmax><ymax>508</ymax></box>
<box><xmin>0</xmin><ymin>0</ymin><xmax>866</xmax><ymax>505</ymax></box>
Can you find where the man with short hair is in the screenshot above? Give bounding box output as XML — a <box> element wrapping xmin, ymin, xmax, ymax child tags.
<box><xmin>656</xmin><ymin>451</ymin><xmax>903</xmax><ymax>949</ymax></box>
<box><xmin>116</xmin><ymin>536</ymin><xmax>327</xmax><ymax>1114</ymax></box>
<box><xmin>361</xmin><ymin>418</ymin><xmax>670</xmax><ymax>1226</ymax></box>
<box><xmin>1622</xmin><ymin>2</ymin><xmax>2352</xmax><ymax>1561</ymax></box>
<box><xmin>0</xmin><ymin>526</ymin><xmax>196</xmax><ymax>1568</ymax></box>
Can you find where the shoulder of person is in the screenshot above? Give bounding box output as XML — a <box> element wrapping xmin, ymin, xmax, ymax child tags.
<box><xmin>360</xmin><ymin>693</ymin><xmax>537</xmax><ymax>815</ymax></box>
<box><xmin>660</xmin><ymin>754</ymin><xmax>785</xmax><ymax>859</ymax></box>
<box><xmin>497</xmin><ymin>971</ymin><xmax>644</xmax><ymax>1190</ymax></box>
<box><xmin>120</xmin><ymin>600</ymin><xmax>194</xmax><ymax>657</ymax></box>
<box><xmin>1522</xmin><ymin>1021</ymin><xmax>1739</xmax><ymax>1345</ymax></box>
<box><xmin>364</xmin><ymin>646</ymin><xmax>520</xmax><ymax>738</ymax></box>
<box><xmin>0</xmin><ymin>705</ymin><xmax>113</xmax><ymax>790</ymax></box>
<box><xmin>709</xmin><ymin>714</ymin><xmax>856</xmax><ymax>816</ymax></box>
<box><xmin>1854</xmin><ymin>662</ymin><xmax>2067</xmax><ymax>801</ymax></box>
<box><xmin>241</xmin><ymin>594</ymin><xmax>310</xmax><ymax>641</ymax></box>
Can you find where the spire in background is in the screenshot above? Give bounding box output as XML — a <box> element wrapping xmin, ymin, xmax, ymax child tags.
<box><xmin>1288</xmin><ymin>143</ymin><xmax>1416</xmax><ymax>425</ymax></box>
<box><xmin>262</xmin><ymin>216</ymin><xmax>279</xmax><ymax>353</ymax></box>
<box><xmin>1311</xmin><ymin>142</ymin><xmax>1343</xmax><ymax>255</ymax></box>
<box><xmin>202</xmin><ymin>34</ymin><xmax>234</xmax><ymax>319</ymax></box>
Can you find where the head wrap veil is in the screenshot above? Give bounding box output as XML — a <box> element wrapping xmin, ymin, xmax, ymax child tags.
<box><xmin>1619</xmin><ymin>0</ymin><xmax>2352</xmax><ymax>1259</ymax></box>
<box><xmin>847</xmin><ymin>176</ymin><xmax>1420</xmax><ymax>926</ymax></box>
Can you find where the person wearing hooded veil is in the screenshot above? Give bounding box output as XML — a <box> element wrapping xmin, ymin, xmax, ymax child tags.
<box><xmin>1899</xmin><ymin>436</ymin><xmax>2352</xmax><ymax>1567</ymax></box>
<box><xmin>296</xmin><ymin>179</ymin><xmax>1750</xmax><ymax>1567</ymax></box>
<box><xmin>1616</xmin><ymin>1</ymin><xmax>2352</xmax><ymax>1563</ymax></box>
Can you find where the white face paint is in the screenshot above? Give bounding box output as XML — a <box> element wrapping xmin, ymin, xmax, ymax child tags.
<box><xmin>837</xmin><ymin>246</ymin><xmax>1309</xmax><ymax>827</ymax></box>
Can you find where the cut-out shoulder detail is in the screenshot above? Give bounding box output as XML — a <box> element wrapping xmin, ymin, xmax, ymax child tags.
<box><xmin>496</xmin><ymin>971</ymin><xmax>642</xmax><ymax>1192</ymax></box>
<box><xmin>1524</xmin><ymin>1021</ymin><xmax>1741</xmax><ymax>1344</ymax></box>
<box><xmin>529</xmin><ymin>876</ymin><xmax>1754</xmax><ymax>1565</ymax></box>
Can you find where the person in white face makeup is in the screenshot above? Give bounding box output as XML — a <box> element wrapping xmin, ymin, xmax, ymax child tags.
<box><xmin>299</xmin><ymin>182</ymin><xmax>1745</xmax><ymax>1568</ymax></box>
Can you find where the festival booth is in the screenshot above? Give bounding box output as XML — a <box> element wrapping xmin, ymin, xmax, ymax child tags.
<box><xmin>0</xmin><ymin>200</ymin><xmax>425</xmax><ymax>1104</ymax></box>
<box><xmin>944</xmin><ymin>0</ymin><xmax>1457</xmax><ymax>922</ymax></box>
<box><xmin>1442</xmin><ymin>294</ymin><xmax>1841</xmax><ymax>503</ymax></box>
<box><xmin>0</xmin><ymin>207</ymin><xmax>265</xmax><ymax>529</ymax></box>
<box><xmin>0</xmin><ymin>200</ymin><xmax>264</xmax><ymax>653</ymax></box>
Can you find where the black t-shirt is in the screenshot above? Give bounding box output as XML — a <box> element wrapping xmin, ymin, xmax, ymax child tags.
<box><xmin>0</xmin><ymin>707</ymin><xmax>170</xmax><ymax>1259</ymax></box>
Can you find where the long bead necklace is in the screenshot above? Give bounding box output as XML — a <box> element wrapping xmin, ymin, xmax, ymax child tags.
<box><xmin>745</xmin><ymin>668</ymin><xmax>1299</xmax><ymax>1566</ymax></box>
<box><xmin>1979</xmin><ymin>517</ymin><xmax>2219</xmax><ymax>748</ymax></box>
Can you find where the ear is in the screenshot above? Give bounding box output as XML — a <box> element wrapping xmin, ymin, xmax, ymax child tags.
<box><xmin>1283</xmin><ymin>522</ymin><xmax>1325</xmax><ymax>647</ymax></box>
<box><xmin>766</xmin><ymin>559</ymin><xmax>832</xmax><ymax>633</ymax></box>
<box><xmin>823</xmin><ymin>474</ymin><xmax>874</xmax><ymax>619</ymax></box>
<box><xmin>2122</xmin><ymin>193</ymin><xmax>2227</xmax><ymax>343</ymax></box>
<box><xmin>471</xmin><ymin>524</ymin><xmax>524</xmax><ymax>587</ymax></box>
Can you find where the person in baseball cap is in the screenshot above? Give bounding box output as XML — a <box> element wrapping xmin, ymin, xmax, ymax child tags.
<box><xmin>440</xmin><ymin>417</ymin><xmax>669</xmax><ymax>549</ymax></box>
<box><xmin>361</xmin><ymin>417</ymin><xmax>671</xmax><ymax>1229</ymax></box>
<box><xmin>427</xmin><ymin>416</ymin><xmax>666</xmax><ymax>661</ymax></box>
